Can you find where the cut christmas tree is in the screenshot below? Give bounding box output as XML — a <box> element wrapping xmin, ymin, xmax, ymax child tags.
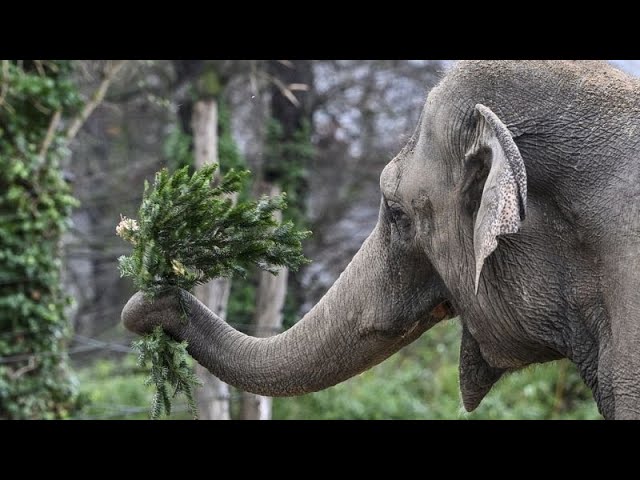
<box><xmin>116</xmin><ymin>163</ymin><xmax>310</xmax><ymax>419</ymax></box>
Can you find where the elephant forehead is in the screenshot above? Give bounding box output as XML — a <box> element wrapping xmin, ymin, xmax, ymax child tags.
<box><xmin>380</xmin><ymin>159</ymin><xmax>402</xmax><ymax>198</ymax></box>
<box><xmin>380</xmin><ymin>158</ymin><xmax>426</xmax><ymax>200</ymax></box>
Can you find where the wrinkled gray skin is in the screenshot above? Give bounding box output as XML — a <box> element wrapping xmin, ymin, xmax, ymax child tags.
<box><xmin>123</xmin><ymin>61</ymin><xmax>640</xmax><ymax>419</ymax></box>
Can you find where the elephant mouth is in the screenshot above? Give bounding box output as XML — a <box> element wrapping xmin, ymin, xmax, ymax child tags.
<box><xmin>430</xmin><ymin>300</ymin><xmax>455</xmax><ymax>321</ymax></box>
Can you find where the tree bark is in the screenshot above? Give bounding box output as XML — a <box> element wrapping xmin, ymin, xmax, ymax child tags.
<box><xmin>192</xmin><ymin>99</ymin><xmax>232</xmax><ymax>420</ymax></box>
<box><xmin>240</xmin><ymin>183</ymin><xmax>288</xmax><ymax>420</ymax></box>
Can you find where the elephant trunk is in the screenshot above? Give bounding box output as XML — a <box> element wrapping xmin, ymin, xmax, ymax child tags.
<box><xmin>124</xmin><ymin>221</ymin><xmax>445</xmax><ymax>397</ymax></box>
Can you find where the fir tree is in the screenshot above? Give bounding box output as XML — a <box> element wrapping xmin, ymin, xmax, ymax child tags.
<box><xmin>117</xmin><ymin>163</ymin><xmax>310</xmax><ymax>418</ymax></box>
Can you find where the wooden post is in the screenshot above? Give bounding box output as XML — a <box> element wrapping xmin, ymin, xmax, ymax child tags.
<box><xmin>192</xmin><ymin>99</ymin><xmax>232</xmax><ymax>420</ymax></box>
<box><xmin>240</xmin><ymin>183</ymin><xmax>288</xmax><ymax>420</ymax></box>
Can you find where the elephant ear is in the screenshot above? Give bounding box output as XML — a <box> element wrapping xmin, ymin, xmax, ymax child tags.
<box><xmin>470</xmin><ymin>104</ymin><xmax>527</xmax><ymax>294</ymax></box>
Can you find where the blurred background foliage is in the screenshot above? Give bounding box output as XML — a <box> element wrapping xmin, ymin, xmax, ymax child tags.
<box><xmin>3</xmin><ymin>60</ymin><xmax>637</xmax><ymax>419</ymax></box>
<box><xmin>75</xmin><ymin>320</ymin><xmax>600</xmax><ymax>420</ymax></box>
<box><xmin>0</xmin><ymin>60</ymin><xmax>83</xmax><ymax>419</ymax></box>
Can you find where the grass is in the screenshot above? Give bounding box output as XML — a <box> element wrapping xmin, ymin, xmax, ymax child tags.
<box><xmin>73</xmin><ymin>320</ymin><xmax>601</xmax><ymax>420</ymax></box>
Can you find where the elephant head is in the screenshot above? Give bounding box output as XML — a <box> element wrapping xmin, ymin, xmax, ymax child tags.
<box><xmin>124</xmin><ymin>61</ymin><xmax>639</xmax><ymax>418</ymax></box>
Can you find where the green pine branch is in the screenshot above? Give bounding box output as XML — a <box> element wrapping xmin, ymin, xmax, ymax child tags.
<box><xmin>117</xmin><ymin>163</ymin><xmax>311</xmax><ymax>419</ymax></box>
<box><xmin>133</xmin><ymin>326</ymin><xmax>199</xmax><ymax>419</ymax></box>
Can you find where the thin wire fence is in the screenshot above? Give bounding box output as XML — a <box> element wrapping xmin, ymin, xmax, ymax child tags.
<box><xmin>69</xmin><ymin>391</ymin><xmax>247</xmax><ymax>420</ymax></box>
<box><xmin>0</xmin><ymin>320</ymin><xmax>282</xmax><ymax>419</ymax></box>
<box><xmin>0</xmin><ymin>322</ymin><xmax>283</xmax><ymax>365</ymax></box>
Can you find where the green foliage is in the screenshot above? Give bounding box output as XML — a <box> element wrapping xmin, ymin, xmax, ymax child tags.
<box><xmin>264</xmin><ymin>118</ymin><xmax>314</xmax><ymax>226</ymax></box>
<box><xmin>117</xmin><ymin>163</ymin><xmax>311</xmax><ymax>418</ymax></box>
<box><xmin>118</xmin><ymin>163</ymin><xmax>311</xmax><ymax>298</ymax></box>
<box><xmin>133</xmin><ymin>326</ymin><xmax>200</xmax><ymax>419</ymax></box>
<box><xmin>273</xmin><ymin>321</ymin><xmax>601</xmax><ymax>420</ymax></box>
<box><xmin>75</xmin><ymin>356</ymin><xmax>193</xmax><ymax>420</ymax></box>
<box><xmin>262</xmin><ymin>118</ymin><xmax>315</xmax><ymax>328</ymax></box>
<box><xmin>227</xmin><ymin>273</ymin><xmax>258</xmax><ymax>327</ymax></box>
<box><xmin>0</xmin><ymin>60</ymin><xmax>82</xmax><ymax>419</ymax></box>
<box><xmin>165</xmin><ymin>98</ymin><xmax>258</xmax><ymax>327</ymax></box>
<box><xmin>75</xmin><ymin>321</ymin><xmax>600</xmax><ymax>420</ymax></box>
<box><xmin>164</xmin><ymin>101</ymin><xmax>248</xmax><ymax>190</ymax></box>
<box><xmin>194</xmin><ymin>68</ymin><xmax>222</xmax><ymax>99</ymax></box>
<box><xmin>218</xmin><ymin>101</ymin><xmax>247</xmax><ymax>174</ymax></box>
<box><xmin>164</xmin><ymin>127</ymin><xmax>193</xmax><ymax>171</ymax></box>
<box><xmin>76</xmin><ymin>357</ymin><xmax>151</xmax><ymax>420</ymax></box>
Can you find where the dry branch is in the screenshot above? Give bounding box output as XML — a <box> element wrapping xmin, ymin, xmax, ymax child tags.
<box><xmin>39</xmin><ymin>110</ymin><xmax>61</xmax><ymax>158</ymax></box>
<box><xmin>64</xmin><ymin>60</ymin><xmax>127</xmax><ymax>144</ymax></box>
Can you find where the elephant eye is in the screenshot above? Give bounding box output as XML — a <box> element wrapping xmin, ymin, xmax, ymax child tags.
<box><xmin>386</xmin><ymin>200</ymin><xmax>412</xmax><ymax>233</ymax></box>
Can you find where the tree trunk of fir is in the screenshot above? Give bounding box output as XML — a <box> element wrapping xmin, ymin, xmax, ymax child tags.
<box><xmin>239</xmin><ymin>183</ymin><xmax>288</xmax><ymax>420</ymax></box>
<box><xmin>192</xmin><ymin>99</ymin><xmax>232</xmax><ymax>420</ymax></box>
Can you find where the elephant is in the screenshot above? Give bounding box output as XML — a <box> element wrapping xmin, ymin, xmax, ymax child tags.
<box><xmin>122</xmin><ymin>60</ymin><xmax>640</xmax><ymax>419</ymax></box>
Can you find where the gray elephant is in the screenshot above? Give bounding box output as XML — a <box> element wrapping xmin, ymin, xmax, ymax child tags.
<box><xmin>122</xmin><ymin>60</ymin><xmax>640</xmax><ymax>420</ymax></box>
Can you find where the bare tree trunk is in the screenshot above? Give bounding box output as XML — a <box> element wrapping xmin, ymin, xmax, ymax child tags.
<box><xmin>240</xmin><ymin>183</ymin><xmax>288</xmax><ymax>420</ymax></box>
<box><xmin>192</xmin><ymin>99</ymin><xmax>231</xmax><ymax>420</ymax></box>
